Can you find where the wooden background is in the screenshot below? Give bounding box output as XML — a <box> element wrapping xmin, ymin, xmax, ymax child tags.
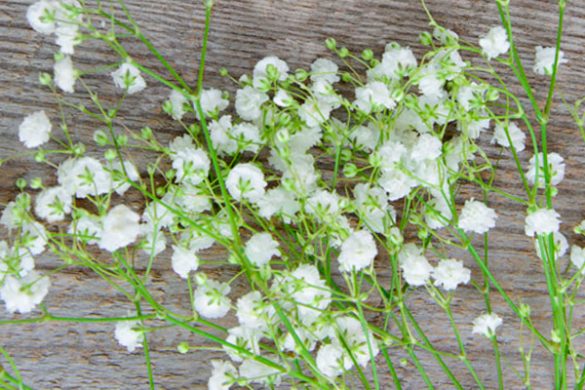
<box><xmin>2</xmin><ymin>0</ymin><xmax>585</xmax><ymax>388</ymax></box>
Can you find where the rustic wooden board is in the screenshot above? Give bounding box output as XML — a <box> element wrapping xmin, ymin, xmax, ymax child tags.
<box><xmin>1</xmin><ymin>0</ymin><xmax>585</xmax><ymax>388</ymax></box>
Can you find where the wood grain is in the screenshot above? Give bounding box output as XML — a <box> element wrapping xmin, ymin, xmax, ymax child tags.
<box><xmin>1</xmin><ymin>0</ymin><xmax>585</xmax><ymax>388</ymax></box>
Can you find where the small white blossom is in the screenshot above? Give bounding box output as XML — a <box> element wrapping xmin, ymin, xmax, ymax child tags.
<box><xmin>432</xmin><ymin>259</ymin><xmax>471</xmax><ymax>291</ymax></box>
<box><xmin>111</xmin><ymin>61</ymin><xmax>146</xmax><ymax>94</ymax></box>
<box><xmin>19</xmin><ymin>111</ymin><xmax>52</xmax><ymax>148</ymax></box>
<box><xmin>472</xmin><ymin>313</ymin><xmax>503</xmax><ymax>338</ymax></box>
<box><xmin>253</xmin><ymin>56</ymin><xmax>289</xmax><ymax>88</ymax></box>
<box><xmin>244</xmin><ymin>233</ymin><xmax>280</xmax><ymax>267</ymax></box>
<box><xmin>338</xmin><ymin>230</ymin><xmax>377</xmax><ymax>272</ymax></box>
<box><xmin>524</xmin><ymin>208</ymin><xmax>561</xmax><ymax>237</ymax></box>
<box><xmin>458</xmin><ymin>200</ymin><xmax>497</xmax><ymax>234</ymax></box>
<box><xmin>0</xmin><ymin>271</ymin><xmax>50</xmax><ymax>314</ymax></box>
<box><xmin>198</xmin><ymin>88</ymin><xmax>229</xmax><ymax>118</ymax></box>
<box><xmin>58</xmin><ymin>157</ymin><xmax>112</xmax><ymax>198</ymax></box>
<box><xmin>526</xmin><ymin>152</ymin><xmax>565</xmax><ymax>188</ymax></box>
<box><xmin>54</xmin><ymin>55</ymin><xmax>76</xmax><ymax>93</ymax></box>
<box><xmin>235</xmin><ymin>86</ymin><xmax>268</xmax><ymax>121</ymax></box>
<box><xmin>239</xmin><ymin>358</ymin><xmax>281</xmax><ymax>386</ymax></box>
<box><xmin>236</xmin><ymin>291</ymin><xmax>269</xmax><ymax>330</ymax></box>
<box><xmin>194</xmin><ymin>278</ymin><xmax>231</xmax><ymax>319</ymax></box>
<box><xmin>479</xmin><ymin>26</ymin><xmax>509</xmax><ymax>60</ymax></box>
<box><xmin>354</xmin><ymin>81</ymin><xmax>395</xmax><ymax>113</ymax></box>
<box><xmin>316</xmin><ymin>343</ymin><xmax>345</xmax><ymax>378</ymax></box>
<box><xmin>533</xmin><ymin>46</ymin><xmax>567</xmax><ymax>76</ymax></box>
<box><xmin>208</xmin><ymin>360</ymin><xmax>237</xmax><ymax>390</ymax></box>
<box><xmin>167</xmin><ymin>89</ymin><xmax>188</xmax><ymax>121</ymax></box>
<box><xmin>226</xmin><ymin>163</ymin><xmax>267</xmax><ymax>203</ymax></box>
<box><xmin>570</xmin><ymin>245</ymin><xmax>585</xmax><ymax>274</ymax></box>
<box><xmin>171</xmin><ymin>245</ymin><xmax>199</xmax><ymax>279</ymax></box>
<box><xmin>34</xmin><ymin>186</ymin><xmax>72</xmax><ymax>222</ymax></box>
<box><xmin>492</xmin><ymin>122</ymin><xmax>526</xmax><ymax>152</ymax></box>
<box><xmin>98</xmin><ymin>205</ymin><xmax>141</xmax><ymax>252</ymax></box>
<box><xmin>27</xmin><ymin>0</ymin><xmax>57</xmax><ymax>34</ymax></box>
<box><xmin>398</xmin><ymin>244</ymin><xmax>433</xmax><ymax>287</ymax></box>
<box><xmin>310</xmin><ymin>58</ymin><xmax>339</xmax><ymax>84</ymax></box>
<box><xmin>114</xmin><ymin>320</ymin><xmax>144</xmax><ymax>352</ymax></box>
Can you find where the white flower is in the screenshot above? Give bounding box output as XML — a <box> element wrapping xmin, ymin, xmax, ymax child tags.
<box><xmin>533</xmin><ymin>46</ymin><xmax>568</xmax><ymax>76</ymax></box>
<box><xmin>524</xmin><ymin>208</ymin><xmax>561</xmax><ymax>237</ymax></box>
<box><xmin>310</xmin><ymin>58</ymin><xmax>339</xmax><ymax>84</ymax></box>
<box><xmin>239</xmin><ymin>359</ymin><xmax>281</xmax><ymax>386</ymax></box>
<box><xmin>378</xmin><ymin>169</ymin><xmax>416</xmax><ymax>201</ymax></box>
<box><xmin>236</xmin><ymin>291</ymin><xmax>270</xmax><ymax>330</ymax></box>
<box><xmin>19</xmin><ymin>111</ymin><xmax>52</xmax><ymax>148</ymax></box>
<box><xmin>235</xmin><ymin>86</ymin><xmax>268</xmax><ymax>121</ymax></box>
<box><xmin>425</xmin><ymin>196</ymin><xmax>453</xmax><ymax>230</ymax></box>
<box><xmin>0</xmin><ymin>271</ymin><xmax>50</xmax><ymax>314</ymax></box>
<box><xmin>335</xmin><ymin>316</ymin><xmax>379</xmax><ymax>368</ymax></box>
<box><xmin>231</xmin><ymin>122</ymin><xmax>261</xmax><ymax>153</ymax></box>
<box><xmin>298</xmin><ymin>99</ymin><xmax>332</xmax><ymax>127</ymax></box>
<box><xmin>109</xmin><ymin>160</ymin><xmax>140</xmax><ymax>195</ymax></box>
<box><xmin>492</xmin><ymin>122</ymin><xmax>526</xmax><ymax>152</ymax></box>
<box><xmin>114</xmin><ymin>320</ymin><xmax>144</xmax><ymax>352</ymax></box>
<box><xmin>419</xmin><ymin>72</ymin><xmax>445</xmax><ymax>99</ymax></box>
<box><xmin>458</xmin><ymin>200</ymin><xmax>497</xmax><ymax>234</ymax></box>
<box><xmin>98</xmin><ymin>205</ymin><xmax>141</xmax><ymax>252</ymax></box>
<box><xmin>208</xmin><ymin>360</ymin><xmax>237</xmax><ymax>390</ymax></box>
<box><xmin>479</xmin><ymin>26</ymin><xmax>509</xmax><ymax>60</ymax></box>
<box><xmin>140</xmin><ymin>224</ymin><xmax>166</xmax><ymax>256</ymax></box>
<box><xmin>27</xmin><ymin>1</ymin><xmax>57</xmax><ymax>34</ymax></box>
<box><xmin>432</xmin><ymin>259</ymin><xmax>471</xmax><ymax>291</ymax></box>
<box><xmin>244</xmin><ymin>233</ymin><xmax>280</xmax><ymax>267</ymax></box>
<box><xmin>368</xmin><ymin>44</ymin><xmax>417</xmax><ymax>80</ymax></box>
<box><xmin>224</xmin><ymin>326</ymin><xmax>261</xmax><ymax>362</ymax></box>
<box><xmin>398</xmin><ymin>244</ymin><xmax>433</xmax><ymax>287</ymax></box>
<box><xmin>34</xmin><ymin>186</ymin><xmax>72</xmax><ymax>223</ymax></box>
<box><xmin>171</xmin><ymin>245</ymin><xmax>199</xmax><ymax>279</ymax></box>
<box><xmin>280</xmin><ymin>264</ymin><xmax>331</xmax><ymax>325</ymax></box>
<box><xmin>194</xmin><ymin>279</ymin><xmax>231</xmax><ymax>319</ymax></box>
<box><xmin>338</xmin><ymin>230</ymin><xmax>377</xmax><ymax>272</ymax></box>
<box><xmin>256</xmin><ymin>187</ymin><xmax>300</xmax><ymax>221</ymax></box>
<box><xmin>22</xmin><ymin>221</ymin><xmax>48</xmax><ymax>256</ymax></box>
<box><xmin>535</xmin><ymin>231</ymin><xmax>568</xmax><ymax>259</ymax></box>
<box><xmin>354</xmin><ymin>81</ymin><xmax>395</xmax><ymax>113</ymax></box>
<box><xmin>69</xmin><ymin>213</ymin><xmax>102</xmax><ymax>245</ymax></box>
<box><xmin>316</xmin><ymin>343</ymin><xmax>345</xmax><ymax>378</ymax></box>
<box><xmin>54</xmin><ymin>55</ymin><xmax>75</xmax><ymax>93</ymax></box>
<box><xmin>472</xmin><ymin>313</ymin><xmax>502</xmax><ymax>338</ymax></box>
<box><xmin>58</xmin><ymin>157</ymin><xmax>112</xmax><ymax>198</ymax></box>
<box><xmin>570</xmin><ymin>245</ymin><xmax>585</xmax><ymax>274</ymax></box>
<box><xmin>111</xmin><ymin>61</ymin><xmax>146</xmax><ymax>94</ymax></box>
<box><xmin>198</xmin><ymin>88</ymin><xmax>229</xmax><ymax>118</ymax></box>
<box><xmin>210</xmin><ymin>115</ymin><xmax>238</xmax><ymax>155</ymax></box>
<box><xmin>526</xmin><ymin>152</ymin><xmax>565</xmax><ymax>188</ymax></box>
<box><xmin>273</xmin><ymin>89</ymin><xmax>292</xmax><ymax>107</ymax></box>
<box><xmin>411</xmin><ymin>133</ymin><xmax>442</xmax><ymax>162</ymax></box>
<box><xmin>253</xmin><ymin>56</ymin><xmax>289</xmax><ymax>87</ymax></box>
<box><xmin>226</xmin><ymin>163</ymin><xmax>266</xmax><ymax>203</ymax></box>
<box><xmin>170</xmin><ymin>136</ymin><xmax>210</xmax><ymax>186</ymax></box>
<box><xmin>167</xmin><ymin>89</ymin><xmax>188</xmax><ymax>121</ymax></box>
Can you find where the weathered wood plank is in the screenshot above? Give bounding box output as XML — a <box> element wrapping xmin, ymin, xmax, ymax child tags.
<box><xmin>1</xmin><ymin>0</ymin><xmax>585</xmax><ymax>388</ymax></box>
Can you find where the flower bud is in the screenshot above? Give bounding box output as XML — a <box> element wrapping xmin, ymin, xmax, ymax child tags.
<box><xmin>338</xmin><ymin>47</ymin><xmax>349</xmax><ymax>58</ymax></box>
<box><xmin>343</xmin><ymin>163</ymin><xmax>358</xmax><ymax>178</ymax></box>
<box><xmin>93</xmin><ymin>130</ymin><xmax>109</xmax><ymax>146</ymax></box>
<box><xmin>30</xmin><ymin>177</ymin><xmax>43</xmax><ymax>189</ymax></box>
<box><xmin>325</xmin><ymin>37</ymin><xmax>337</xmax><ymax>51</ymax></box>
<box><xmin>39</xmin><ymin>72</ymin><xmax>52</xmax><ymax>86</ymax></box>
<box><xmin>361</xmin><ymin>48</ymin><xmax>374</xmax><ymax>61</ymax></box>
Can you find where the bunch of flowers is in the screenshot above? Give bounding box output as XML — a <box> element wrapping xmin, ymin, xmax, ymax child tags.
<box><xmin>1</xmin><ymin>0</ymin><xmax>583</xmax><ymax>388</ymax></box>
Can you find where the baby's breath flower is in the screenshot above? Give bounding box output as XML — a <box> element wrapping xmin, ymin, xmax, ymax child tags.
<box><xmin>114</xmin><ymin>319</ymin><xmax>144</xmax><ymax>353</ymax></box>
<box><xmin>194</xmin><ymin>278</ymin><xmax>231</xmax><ymax>319</ymax></box>
<box><xmin>98</xmin><ymin>205</ymin><xmax>141</xmax><ymax>252</ymax></box>
<box><xmin>338</xmin><ymin>230</ymin><xmax>377</xmax><ymax>272</ymax></box>
<box><xmin>310</xmin><ymin>58</ymin><xmax>340</xmax><ymax>84</ymax></box>
<box><xmin>18</xmin><ymin>110</ymin><xmax>52</xmax><ymax>148</ymax></box>
<box><xmin>208</xmin><ymin>360</ymin><xmax>237</xmax><ymax>390</ymax></box>
<box><xmin>533</xmin><ymin>46</ymin><xmax>568</xmax><ymax>76</ymax></box>
<box><xmin>398</xmin><ymin>243</ymin><xmax>433</xmax><ymax>287</ymax></box>
<box><xmin>524</xmin><ymin>208</ymin><xmax>561</xmax><ymax>237</ymax></box>
<box><xmin>479</xmin><ymin>26</ymin><xmax>510</xmax><ymax>60</ymax></box>
<box><xmin>235</xmin><ymin>86</ymin><xmax>268</xmax><ymax>121</ymax></box>
<box><xmin>354</xmin><ymin>81</ymin><xmax>395</xmax><ymax>113</ymax></box>
<box><xmin>0</xmin><ymin>271</ymin><xmax>50</xmax><ymax>314</ymax></box>
<box><xmin>111</xmin><ymin>60</ymin><xmax>146</xmax><ymax>95</ymax></box>
<box><xmin>526</xmin><ymin>152</ymin><xmax>565</xmax><ymax>188</ymax></box>
<box><xmin>244</xmin><ymin>233</ymin><xmax>280</xmax><ymax>267</ymax></box>
<box><xmin>458</xmin><ymin>200</ymin><xmax>497</xmax><ymax>234</ymax></box>
<box><xmin>570</xmin><ymin>245</ymin><xmax>585</xmax><ymax>274</ymax></box>
<box><xmin>34</xmin><ymin>186</ymin><xmax>72</xmax><ymax>223</ymax></box>
<box><xmin>171</xmin><ymin>245</ymin><xmax>199</xmax><ymax>279</ymax></box>
<box><xmin>27</xmin><ymin>0</ymin><xmax>57</xmax><ymax>35</ymax></box>
<box><xmin>492</xmin><ymin>122</ymin><xmax>526</xmax><ymax>152</ymax></box>
<box><xmin>472</xmin><ymin>313</ymin><xmax>503</xmax><ymax>338</ymax></box>
<box><xmin>253</xmin><ymin>56</ymin><xmax>289</xmax><ymax>88</ymax></box>
<box><xmin>226</xmin><ymin>163</ymin><xmax>267</xmax><ymax>203</ymax></box>
<box><xmin>167</xmin><ymin>89</ymin><xmax>188</xmax><ymax>121</ymax></box>
<box><xmin>432</xmin><ymin>259</ymin><xmax>471</xmax><ymax>291</ymax></box>
<box><xmin>54</xmin><ymin>54</ymin><xmax>76</xmax><ymax>93</ymax></box>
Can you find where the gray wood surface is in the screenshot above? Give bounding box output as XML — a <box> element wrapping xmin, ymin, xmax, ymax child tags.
<box><xmin>1</xmin><ymin>0</ymin><xmax>585</xmax><ymax>388</ymax></box>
